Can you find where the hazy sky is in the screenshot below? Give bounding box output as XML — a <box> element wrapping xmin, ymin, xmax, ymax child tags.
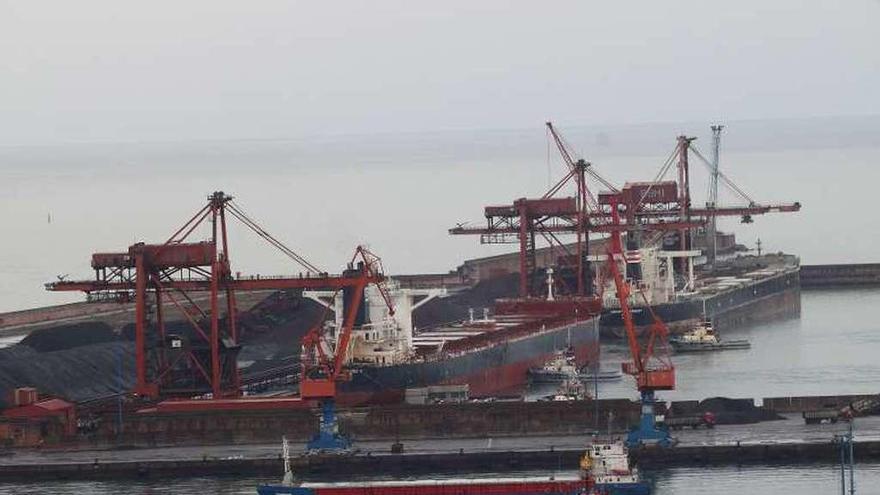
<box><xmin>1</xmin><ymin>2</ymin><xmax>879</xmax><ymax>312</ymax></box>
<box><xmin>2</xmin><ymin>1</ymin><xmax>878</xmax><ymax>145</ymax></box>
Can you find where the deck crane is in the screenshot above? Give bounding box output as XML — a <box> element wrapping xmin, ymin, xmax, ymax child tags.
<box><xmin>605</xmin><ymin>194</ymin><xmax>676</xmax><ymax>448</ymax></box>
<box><xmin>299</xmin><ymin>246</ymin><xmax>394</xmax><ymax>451</ymax></box>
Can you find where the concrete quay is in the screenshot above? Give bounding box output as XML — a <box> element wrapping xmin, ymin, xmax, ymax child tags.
<box><xmin>1</xmin><ymin>414</ymin><xmax>878</xmax><ymax>481</ymax></box>
<box><xmin>800</xmin><ymin>263</ymin><xmax>880</xmax><ymax>288</ymax></box>
<box><xmin>0</xmin><ymin>439</ymin><xmax>877</xmax><ymax>482</ymax></box>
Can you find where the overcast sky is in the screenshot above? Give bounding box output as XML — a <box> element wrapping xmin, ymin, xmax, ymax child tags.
<box><xmin>2</xmin><ymin>1</ymin><xmax>878</xmax><ymax>145</ymax></box>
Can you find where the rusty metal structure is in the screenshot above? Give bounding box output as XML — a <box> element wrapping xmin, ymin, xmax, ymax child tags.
<box><xmin>449</xmin><ymin>123</ymin><xmax>801</xmax><ymax>296</ymax></box>
<box><xmin>603</xmin><ymin>194</ymin><xmax>676</xmax><ymax>447</ymax></box>
<box><xmin>46</xmin><ymin>192</ymin><xmax>391</xmax><ymax>411</ymax></box>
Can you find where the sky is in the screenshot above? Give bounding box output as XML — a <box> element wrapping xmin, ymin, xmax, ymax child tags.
<box><xmin>0</xmin><ymin>1</ymin><xmax>879</xmax><ymax>312</ymax></box>
<box><xmin>1</xmin><ymin>1</ymin><xmax>878</xmax><ymax>145</ymax></box>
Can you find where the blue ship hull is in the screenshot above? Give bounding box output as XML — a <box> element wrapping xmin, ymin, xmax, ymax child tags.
<box><xmin>594</xmin><ymin>482</ymin><xmax>651</xmax><ymax>495</ymax></box>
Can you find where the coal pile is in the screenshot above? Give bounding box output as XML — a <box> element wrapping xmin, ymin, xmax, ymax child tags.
<box><xmin>0</xmin><ymin>275</ymin><xmax>513</xmax><ymax>406</ymax></box>
<box><xmin>20</xmin><ymin>322</ymin><xmax>117</xmax><ymax>353</ymax></box>
<box><xmin>109</xmin><ymin>291</ymin><xmax>326</xmax><ymax>359</ymax></box>
<box><xmin>238</xmin><ymin>291</ymin><xmax>327</xmax><ymax>347</ymax></box>
<box><xmin>413</xmin><ymin>273</ymin><xmax>519</xmax><ymax>329</ymax></box>
<box><xmin>0</xmin><ymin>341</ymin><xmax>134</xmax><ymax>408</ymax></box>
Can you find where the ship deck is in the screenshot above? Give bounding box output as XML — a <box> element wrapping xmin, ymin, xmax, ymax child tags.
<box><xmin>687</xmin><ymin>265</ymin><xmax>799</xmax><ymax>301</ymax></box>
<box><xmin>413</xmin><ymin>302</ymin><xmax>598</xmax><ymax>356</ymax></box>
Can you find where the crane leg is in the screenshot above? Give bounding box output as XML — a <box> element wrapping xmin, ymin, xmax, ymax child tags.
<box><xmin>626</xmin><ymin>390</ymin><xmax>675</xmax><ymax>449</ymax></box>
<box><xmin>307</xmin><ymin>399</ymin><xmax>351</xmax><ymax>453</ymax></box>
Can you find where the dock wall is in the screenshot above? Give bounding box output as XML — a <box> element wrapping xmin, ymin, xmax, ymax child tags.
<box><xmin>84</xmin><ymin>400</ymin><xmax>642</xmax><ymax>449</ymax></box>
<box><xmin>762</xmin><ymin>394</ymin><xmax>877</xmax><ymax>413</ymax></box>
<box><xmin>801</xmin><ymin>264</ymin><xmax>880</xmax><ymax>288</ymax></box>
<box><xmin>4</xmin><ymin>440</ymin><xmax>880</xmax><ymax>482</ymax></box>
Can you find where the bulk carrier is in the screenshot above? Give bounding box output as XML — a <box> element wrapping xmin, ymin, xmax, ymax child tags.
<box><xmin>595</xmin><ymin>245</ymin><xmax>800</xmax><ymax>337</ymax></box>
<box><xmin>304</xmin><ymin>280</ymin><xmax>601</xmax><ymax>405</ymax></box>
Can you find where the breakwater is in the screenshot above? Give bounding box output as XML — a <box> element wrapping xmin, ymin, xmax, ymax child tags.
<box><xmin>801</xmin><ymin>264</ymin><xmax>880</xmax><ymax>288</ymax></box>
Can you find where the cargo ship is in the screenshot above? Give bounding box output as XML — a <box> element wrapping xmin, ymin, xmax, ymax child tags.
<box><xmin>304</xmin><ymin>280</ymin><xmax>601</xmax><ymax>405</ymax></box>
<box><xmin>597</xmin><ymin>246</ymin><xmax>800</xmax><ymax>337</ymax></box>
<box><xmin>259</xmin><ymin>476</ymin><xmax>590</xmax><ymax>495</ymax></box>
<box><xmin>257</xmin><ymin>438</ymin><xmax>649</xmax><ymax>495</ymax></box>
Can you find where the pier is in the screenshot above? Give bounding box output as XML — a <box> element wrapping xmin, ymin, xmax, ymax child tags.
<box><xmin>1</xmin><ymin>414</ymin><xmax>879</xmax><ymax>481</ymax></box>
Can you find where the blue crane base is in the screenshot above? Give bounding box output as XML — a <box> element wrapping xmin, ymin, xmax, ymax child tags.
<box><xmin>625</xmin><ymin>390</ymin><xmax>674</xmax><ymax>449</ymax></box>
<box><xmin>307</xmin><ymin>399</ymin><xmax>352</xmax><ymax>452</ymax></box>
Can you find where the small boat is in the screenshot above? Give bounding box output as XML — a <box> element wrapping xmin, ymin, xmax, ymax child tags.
<box><xmin>539</xmin><ymin>375</ymin><xmax>590</xmax><ymax>402</ymax></box>
<box><xmin>669</xmin><ymin>320</ymin><xmax>750</xmax><ymax>353</ymax></box>
<box><xmin>528</xmin><ymin>348</ymin><xmax>578</xmax><ymax>383</ymax></box>
<box><xmin>583</xmin><ymin>441</ymin><xmax>651</xmax><ymax>495</ymax></box>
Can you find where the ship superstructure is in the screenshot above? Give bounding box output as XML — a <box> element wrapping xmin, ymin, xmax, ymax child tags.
<box><xmin>306</xmin><ymin>279</ymin><xmax>601</xmax><ymax>404</ymax></box>
<box><xmin>304</xmin><ymin>280</ymin><xmax>447</xmax><ymax>367</ymax></box>
<box><xmin>584</xmin><ymin>442</ymin><xmax>650</xmax><ymax>494</ymax></box>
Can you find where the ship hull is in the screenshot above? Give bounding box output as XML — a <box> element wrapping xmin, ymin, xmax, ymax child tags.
<box><xmin>600</xmin><ymin>268</ymin><xmax>800</xmax><ymax>337</ymax></box>
<box><xmin>258</xmin><ymin>478</ymin><xmax>589</xmax><ymax>495</ymax></box>
<box><xmin>338</xmin><ymin>318</ymin><xmax>600</xmax><ymax>405</ymax></box>
<box><xmin>594</xmin><ymin>482</ymin><xmax>651</xmax><ymax>495</ymax></box>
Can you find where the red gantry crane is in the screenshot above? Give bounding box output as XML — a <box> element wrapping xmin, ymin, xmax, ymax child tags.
<box><xmin>450</xmin><ymin>123</ymin><xmax>801</xmax><ymax>295</ymax></box>
<box><xmin>299</xmin><ymin>245</ymin><xmax>394</xmax><ymax>451</ymax></box>
<box><xmin>447</xmin><ymin>123</ymin><xmax>698</xmax><ymax>299</ymax></box>
<box><xmin>603</xmin><ymin>194</ymin><xmax>676</xmax><ymax>448</ymax></box>
<box><xmin>47</xmin><ymin>192</ymin><xmax>394</xmax><ymax>451</ymax></box>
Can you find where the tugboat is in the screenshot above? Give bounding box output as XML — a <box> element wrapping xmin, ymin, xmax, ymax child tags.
<box><xmin>578</xmin><ymin>368</ymin><xmax>623</xmax><ymax>382</ymax></box>
<box><xmin>669</xmin><ymin>320</ymin><xmax>750</xmax><ymax>353</ymax></box>
<box><xmin>582</xmin><ymin>441</ymin><xmax>651</xmax><ymax>495</ymax></box>
<box><xmin>528</xmin><ymin>348</ymin><xmax>579</xmax><ymax>383</ymax></box>
<box><xmin>539</xmin><ymin>374</ymin><xmax>590</xmax><ymax>402</ymax></box>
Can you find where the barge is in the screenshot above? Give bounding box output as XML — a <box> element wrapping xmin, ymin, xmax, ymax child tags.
<box><xmin>257</xmin><ymin>439</ymin><xmax>650</xmax><ymax>495</ymax></box>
